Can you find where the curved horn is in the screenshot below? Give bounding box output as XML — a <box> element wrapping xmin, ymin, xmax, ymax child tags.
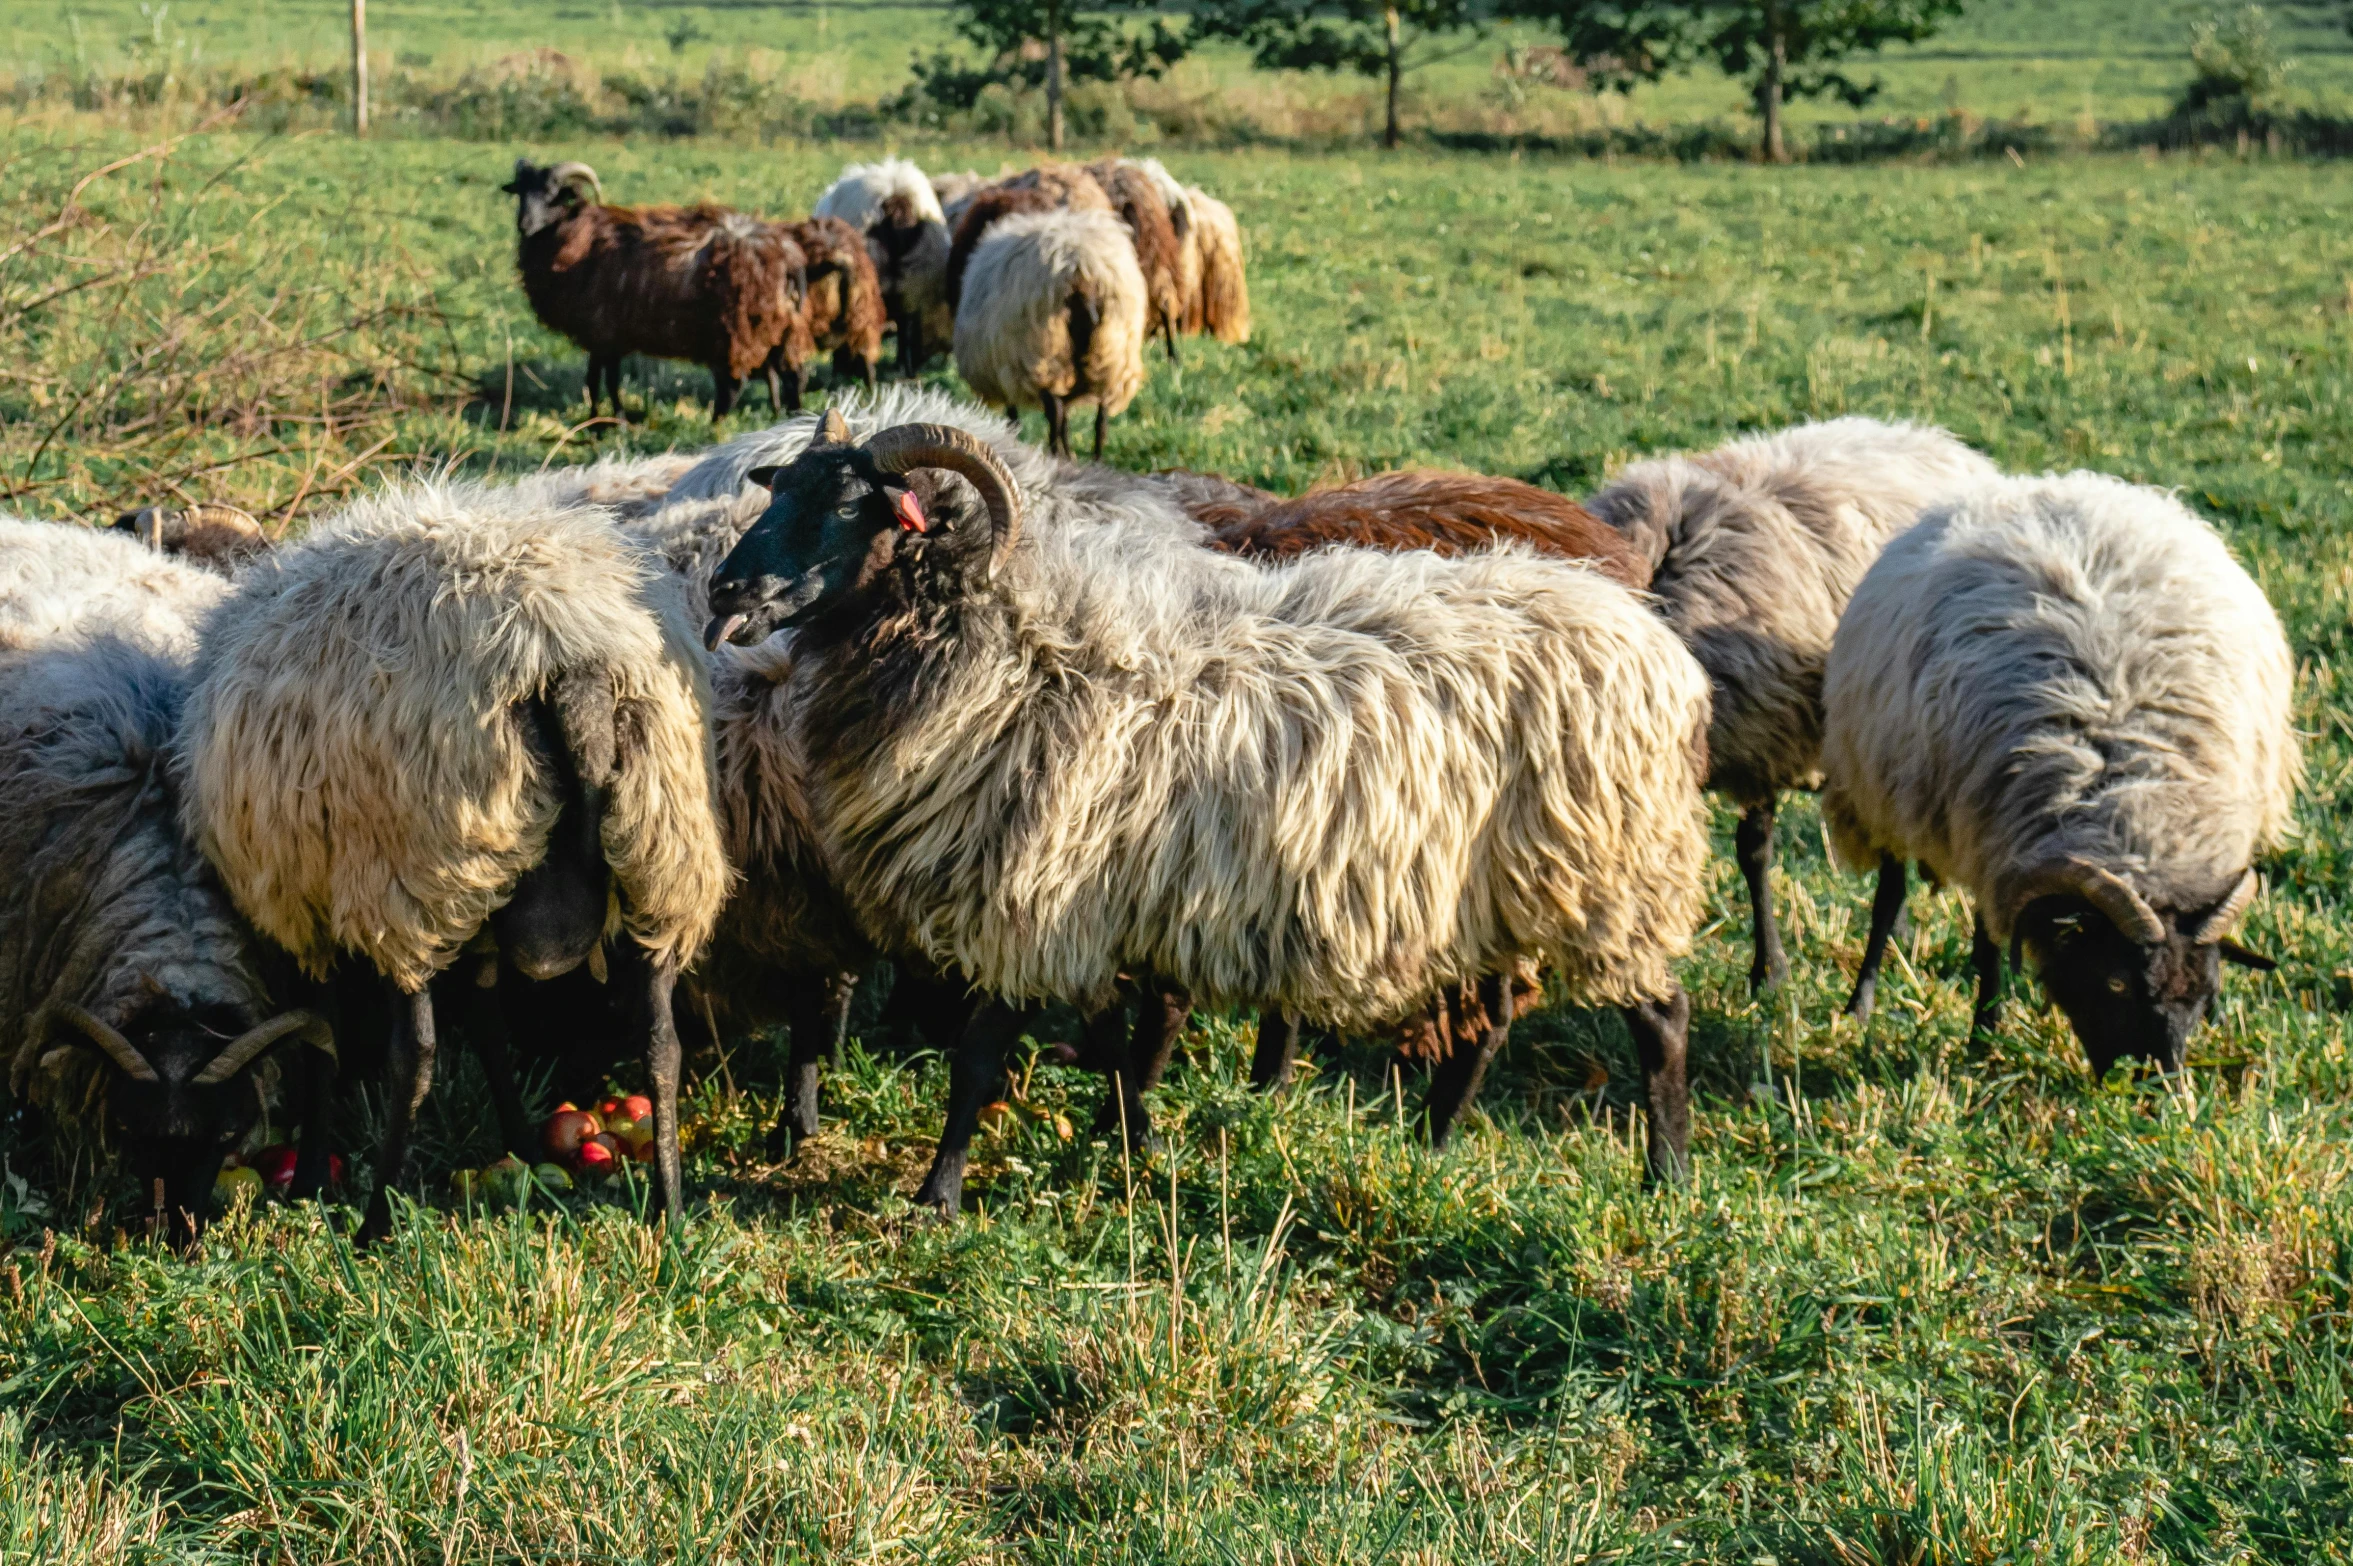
<box><xmin>547</xmin><ymin>161</ymin><xmax>601</xmax><ymax>204</ymax></box>
<box><xmin>2191</xmin><ymin>868</ymin><xmax>2261</xmax><ymax>945</ymax></box>
<box><xmin>191</xmin><ymin>1009</ymin><xmax>336</xmax><ymax>1088</ymax></box>
<box><xmin>52</xmin><ymin>1004</ymin><xmax>159</xmax><ymax>1083</ymax></box>
<box><xmin>2009</xmin><ymin>856</ymin><xmax>2166</xmax><ymax>946</ymax></box>
<box><xmin>860</xmin><ymin>423</ymin><xmax>1024</xmax><ymax>577</ymax></box>
<box><xmin>817</xmin><ymin>407</ymin><xmax>851</xmax><ymax>446</ymax></box>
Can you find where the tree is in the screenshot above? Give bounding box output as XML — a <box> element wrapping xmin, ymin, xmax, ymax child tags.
<box><xmin>1189</xmin><ymin>0</ymin><xmax>1488</xmax><ymax>149</ymax></box>
<box><xmin>1685</xmin><ymin>0</ymin><xmax>1964</xmax><ymax>162</ymax></box>
<box><xmin>1490</xmin><ymin>0</ymin><xmax>1696</xmax><ymax>101</ymax></box>
<box><xmin>906</xmin><ymin>0</ymin><xmax>1186</xmax><ymax>149</ymax></box>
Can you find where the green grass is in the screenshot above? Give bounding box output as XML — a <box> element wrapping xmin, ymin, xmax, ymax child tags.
<box><xmin>7</xmin><ymin>123</ymin><xmax>2353</xmax><ymax>1559</ymax></box>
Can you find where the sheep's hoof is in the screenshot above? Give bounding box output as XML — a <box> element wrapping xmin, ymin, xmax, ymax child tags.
<box><xmin>1748</xmin><ymin>955</ymin><xmax>1788</xmax><ymax>994</ymax></box>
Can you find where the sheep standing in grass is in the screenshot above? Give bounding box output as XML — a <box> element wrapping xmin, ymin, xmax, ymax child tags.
<box><xmin>0</xmin><ymin>521</ymin><xmax>330</xmax><ymax>1242</ymax></box>
<box><xmin>814</xmin><ymin>158</ymin><xmax>955</xmax><ymax>375</ymax></box>
<box><xmin>1823</xmin><ymin>472</ymin><xmax>2297</xmax><ymax>1070</ymax></box>
<box><xmin>955</xmin><ymin>210</ymin><xmax>1148</xmax><ymax>459</ymax></box>
<box><xmin>1585</xmin><ymin>417</ymin><xmax>1997</xmax><ymax>993</ymax></box>
<box><xmin>1185</xmin><ymin>188</ymin><xmax>1250</xmax><ymax>344</ymax></box>
<box><xmin>180</xmin><ymin>482</ymin><xmax>730</xmax><ymax>1238</ymax></box>
<box><xmin>943</xmin><ymin>164</ymin><xmax>1113</xmax><ymax>310</ymax></box>
<box><xmin>1086</xmin><ymin>158</ymin><xmax>1187</xmax><ymax>361</ymax></box>
<box><xmin>502</xmin><ymin>160</ymin><xmax>811</xmax><ymax>421</ymax></box>
<box><xmin>786</xmin><ymin>216</ymin><xmax>887</xmax><ymax>400</ymax></box>
<box><xmin>704</xmin><ymin>417</ymin><xmax>1714</xmax><ymax>1211</ymax></box>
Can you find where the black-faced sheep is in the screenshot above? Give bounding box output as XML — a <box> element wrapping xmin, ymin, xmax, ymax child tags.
<box><xmin>178</xmin><ymin>481</ymin><xmax>731</xmax><ymax>1237</ymax></box>
<box><xmin>501</xmin><ymin>159</ymin><xmax>811</xmax><ymax>422</ymax></box>
<box><xmin>955</xmin><ymin>209</ymin><xmax>1148</xmax><ymax>460</ymax></box>
<box><xmin>1822</xmin><ymin>471</ymin><xmax>2298</xmax><ymax>1072</ymax></box>
<box><xmin>703</xmin><ymin>417</ymin><xmax>1715</xmax><ymax>1212</ymax></box>
<box><xmin>813</xmin><ymin>158</ymin><xmax>954</xmax><ymax>375</ymax></box>
<box><xmin>1584</xmin><ymin>417</ymin><xmax>1997</xmax><ymax>994</ymax></box>
<box><xmin>0</xmin><ymin>521</ymin><xmax>330</xmax><ymax>1242</ymax></box>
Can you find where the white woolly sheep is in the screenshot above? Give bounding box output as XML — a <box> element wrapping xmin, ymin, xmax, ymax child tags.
<box><xmin>1184</xmin><ymin>187</ymin><xmax>1249</xmax><ymax>345</ymax></box>
<box><xmin>815</xmin><ymin>157</ymin><xmax>955</xmax><ymax>375</ymax></box>
<box><xmin>0</xmin><ymin>515</ymin><xmax>231</xmax><ymax>660</ymax></box>
<box><xmin>1584</xmin><ymin>416</ymin><xmax>1998</xmax><ymax>994</ymax></box>
<box><xmin>954</xmin><ymin>209</ymin><xmax>1148</xmax><ymax>459</ymax></box>
<box><xmin>704</xmin><ymin>418</ymin><xmax>1715</xmax><ymax>1212</ymax></box>
<box><xmin>179</xmin><ymin>480</ymin><xmax>730</xmax><ymax>1236</ymax></box>
<box><xmin>1821</xmin><ymin>470</ymin><xmax>2298</xmax><ymax>1073</ymax></box>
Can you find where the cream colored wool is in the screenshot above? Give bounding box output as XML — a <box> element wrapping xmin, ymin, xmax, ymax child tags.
<box><xmin>789</xmin><ymin>523</ymin><xmax>1713</xmax><ymax>1028</ymax></box>
<box><xmin>1585</xmin><ymin>416</ymin><xmax>1996</xmax><ymax>805</ymax></box>
<box><xmin>0</xmin><ymin>517</ymin><xmax>228</xmax><ymax>660</ymax></box>
<box><xmin>815</xmin><ymin>156</ymin><xmax>955</xmax><ymax>353</ymax></box>
<box><xmin>1822</xmin><ymin>471</ymin><xmax>2299</xmax><ymax>943</ymax></box>
<box><xmin>954</xmin><ymin>209</ymin><xmax>1147</xmax><ymax>421</ymax></box>
<box><xmin>1187</xmin><ymin>189</ymin><xmax>1250</xmax><ymax>345</ymax></box>
<box><xmin>179</xmin><ymin>480</ymin><xmax>730</xmax><ymax>991</ymax></box>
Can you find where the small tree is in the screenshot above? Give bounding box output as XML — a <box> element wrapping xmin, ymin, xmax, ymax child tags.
<box><xmin>2178</xmin><ymin>5</ymin><xmax>2295</xmax><ymax>115</ymax></box>
<box><xmin>1189</xmin><ymin>0</ymin><xmax>1488</xmax><ymax>149</ymax></box>
<box><xmin>1491</xmin><ymin>0</ymin><xmax>1696</xmax><ymax>101</ymax></box>
<box><xmin>907</xmin><ymin>0</ymin><xmax>1186</xmax><ymax>149</ymax></box>
<box><xmin>1685</xmin><ymin>0</ymin><xmax>1964</xmax><ymax>162</ymax></box>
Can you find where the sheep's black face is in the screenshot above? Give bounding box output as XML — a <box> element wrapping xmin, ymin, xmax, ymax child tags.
<box><xmin>101</xmin><ymin>1003</ymin><xmax>266</xmax><ymax>1234</ymax></box>
<box><xmin>705</xmin><ymin>449</ymin><xmax>924</xmax><ymax>648</ymax></box>
<box><xmin>2018</xmin><ymin>898</ymin><xmax>2269</xmax><ymax>1078</ymax></box>
<box><xmin>501</xmin><ymin>162</ymin><xmax>581</xmax><ymax>238</ymax></box>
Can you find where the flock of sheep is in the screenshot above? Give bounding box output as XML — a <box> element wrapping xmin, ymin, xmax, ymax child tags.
<box><xmin>0</xmin><ymin>157</ymin><xmax>2300</xmax><ymax>1248</ymax></box>
<box><xmin>502</xmin><ymin>154</ymin><xmax>1248</xmax><ymax>457</ymax></box>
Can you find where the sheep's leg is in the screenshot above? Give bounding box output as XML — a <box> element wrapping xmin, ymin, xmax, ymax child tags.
<box><xmin>1623</xmin><ymin>985</ymin><xmax>1692</xmax><ymax>1187</ymax></box>
<box><xmin>769</xmin><ymin>974</ymin><xmax>849</xmax><ymax>1157</ymax></box>
<box><xmin>822</xmin><ymin>969</ymin><xmax>858</xmax><ymax>1069</ymax></box>
<box><xmin>1969</xmin><ymin>911</ymin><xmax>2004</xmax><ymax>1046</ymax></box>
<box><xmin>1102</xmin><ymin>980</ymin><xmax>1189</xmax><ymax>1149</ymax></box>
<box><xmin>1092</xmin><ymin>403</ymin><xmax>1107</xmax><ymax>461</ymax></box>
<box><xmin>786</xmin><ymin>363</ymin><xmax>808</xmax><ymax>414</ymax></box>
<box><xmin>287</xmin><ymin>976</ymin><xmax>343</xmax><ymax>1201</ymax></box>
<box><xmin>462</xmin><ymin>970</ymin><xmax>539</xmax><ymax>1160</ymax></box>
<box><xmin>1843</xmin><ymin>854</ymin><xmax>1909</xmax><ymax>1021</ymax></box>
<box><xmin>765</xmin><ymin>362</ymin><xmax>785</xmax><ymax>416</ymax></box>
<box><xmin>1164</xmin><ymin>319</ymin><xmax>1180</xmax><ymax>364</ymax></box>
<box><xmin>914</xmin><ymin>999</ymin><xmax>1036</xmax><ymax>1216</ymax></box>
<box><xmin>606</xmin><ymin>355</ymin><xmax>627</xmax><ymax>417</ymax></box>
<box><xmin>862</xmin><ymin>356</ymin><xmax>878</xmax><ymax>396</ymax></box>
<box><xmin>897</xmin><ymin>314</ymin><xmax>922</xmax><ymax>375</ymax></box>
<box><xmin>711</xmin><ymin>369</ymin><xmax>738</xmax><ymax>422</ymax></box>
<box><xmin>1039</xmin><ymin>390</ymin><xmax>1066</xmax><ymax>458</ymax></box>
<box><xmin>639</xmin><ymin>949</ymin><xmax>687</xmax><ymax>1227</ymax></box>
<box><xmin>584</xmin><ymin>353</ymin><xmax>606</xmax><ymax>416</ymax></box>
<box><xmin>1250</xmin><ymin>1008</ymin><xmax>1300</xmax><ymax>1091</ymax></box>
<box><xmin>358</xmin><ymin>986</ymin><xmax>438</xmax><ymax>1248</ymax></box>
<box><xmin>1422</xmin><ymin>973</ymin><xmax>1512</xmax><ymax>1149</ymax></box>
<box><xmin>1736</xmin><ymin>799</ymin><xmax>1789</xmax><ymax>993</ymax></box>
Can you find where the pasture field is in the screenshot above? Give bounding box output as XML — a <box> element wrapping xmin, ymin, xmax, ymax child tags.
<box><xmin>6</xmin><ymin>124</ymin><xmax>2353</xmax><ymax>1560</ymax></box>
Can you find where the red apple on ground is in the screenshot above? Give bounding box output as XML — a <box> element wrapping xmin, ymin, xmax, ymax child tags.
<box><xmin>252</xmin><ymin>1145</ymin><xmax>297</xmax><ymax>1188</ymax></box>
<box><xmin>575</xmin><ymin>1139</ymin><xmax>617</xmax><ymax>1174</ymax></box>
<box><xmin>543</xmin><ymin>1109</ymin><xmax>600</xmax><ymax>1158</ymax></box>
<box><xmin>619</xmin><ymin>1094</ymin><xmax>652</xmax><ymax>1123</ymax></box>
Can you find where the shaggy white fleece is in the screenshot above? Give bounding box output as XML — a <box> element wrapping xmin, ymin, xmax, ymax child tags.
<box><xmin>0</xmin><ymin>517</ymin><xmax>229</xmax><ymax>661</ymax></box>
<box><xmin>954</xmin><ymin>208</ymin><xmax>1147</xmax><ymax>420</ymax></box>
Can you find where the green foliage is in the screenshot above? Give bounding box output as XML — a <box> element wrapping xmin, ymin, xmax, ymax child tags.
<box><xmin>2180</xmin><ymin>4</ymin><xmax>2299</xmax><ymax>112</ymax></box>
<box><xmin>1688</xmin><ymin>0</ymin><xmax>1969</xmax><ymax>152</ymax></box>
<box><xmin>1188</xmin><ymin>0</ymin><xmax>1494</xmax><ymax>143</ymax></box>
<box><xmin>900</xmin><ymin>0</ymin><xmax>1189</xmax><ymax>116</ymax></box>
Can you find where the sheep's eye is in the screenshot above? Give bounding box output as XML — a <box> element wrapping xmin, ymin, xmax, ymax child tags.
<box><xmin>2107</xmin><ymin>976</ymin><xmax>2129</xmax><ymax>995</ymax></box>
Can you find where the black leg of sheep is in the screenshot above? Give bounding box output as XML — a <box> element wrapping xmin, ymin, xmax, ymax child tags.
<box><xmin>1090</xmin><ymin>979</ymin><xmax>1189</xmax><ymax>1151</ymax></box>
<box><xmin>1621</xmin><ymin>986</ymin><xmax>1692</xmax><ymax>1187</ymax></box>
<box><xmin>1843</xmin><ymin>855</ymin><xmax>1910</xmax><ymax>1021</ymax></box>
<box><xmin>1421</xmin><ymin>973</ymin><xmax>1513</xmax><ymax>1149</ymax></box>
<box><xmin>771</xmin><ymin>973</ymin><xmax>856</xmax><ymax>1155</ymax></box>
<box><xmin>359</xmin><ymin>987</ymin><xmax>438</xmax><ymax>1248</ymax></box>
<box><xmin>635</xmin><ymin>950</ymin><xmax>688</xmax><ymax>1227</ymax></box>
<box><xmin>915</xmin><ymin>999</ymin><xmax>1040</xmax><ymax>1216</ymax></box>
<box><xmin>1736</xmin><ymin>801</ymin><xmax>1789</xmax><ymax>993</ymax></box>
<box><xmin>1968</xmin><ymin>913</ymin><xmax>2005</xmax><ymax>1046</ymax></box>
<box><xmin>1092</xmin><ymin>404</ymin><xmax>1108</xmax><ymax>462</ymax></box>
<box><xmin>461</xmin><ymin>969</ymin><xmax>541</xmax><ymax>1161</ymax></box>
<box><xmin>1250</xmin><ymin>1009</ymin><xmax>1301</xmax><ymax>1091</ymax></box>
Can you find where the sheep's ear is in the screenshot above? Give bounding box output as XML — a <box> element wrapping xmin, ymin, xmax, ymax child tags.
<box><xmin>746</xmin><ymin>466</ymin><xmax>783</xmax><ymax>489</ymax></box>
<box><xmin>2218</xmin><ymin>938</ymin><xmax>2278</xmax><ymax>972</ymax></box>
<box><xmin>892</xmin><ymin>488</ymin><xmax>929</xmax><ymax>534</ymax></box>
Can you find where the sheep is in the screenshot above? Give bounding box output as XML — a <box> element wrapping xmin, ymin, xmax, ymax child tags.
<box><xmin>178</xmin><ymin>479</ymin><xmax>731</xmax><ymax>1237</ymax></box>
<box><xmin>813</xmin><ymin>158</ymin><xmax>955</xmax><ymax>375</ymax></box>
<box><xmin>1584</xmin><ymin>417</ymin><xmax>1998</xmax><ymax>994</ymax></box>
<box><xmin>1185</xmin><ymin>188</ymin><xmax>1250</xmax><ymax>345</ymax></box>
<box><xmin>112</xmin><ymin>504</ymin><xmax>269</xmax><ymax>572</ymax></box>
<box><xmin>943</xmin><ymin>163</ymin><xmax>1113</xmax><ymax>311</ymax></box>
<box><xmin>786</xmin><ymin>216</ymin><xmax>887</xmax><ymax>400</ymax></box>
<box><xmin>1821</xmin><ymin>471</ymin><xmax>2297</xmax><ymax>1073</ymax></box>
<box><xmin>501</xmin><ymin>159</ymin><xmax>812</xmax><ymax>422</ymax></box>
<box><xmin>1086</xmin><ymin>158</ymin><xmax>1187</xmax><ymax>361</ymax></box>
<box><xmin>703</xmin><ymin>416</ymin><xmax>1715</xmax><ymax>1212</ymax></box>
<box><xmin>0</xmin><ymin>522</ymin><xmax>330</xmax><ymax>1243</ymax></box>
<box><xmin>954</xmin><ymin>209</ymin><xmax>1149</xmax><ymax>460</ymax></box>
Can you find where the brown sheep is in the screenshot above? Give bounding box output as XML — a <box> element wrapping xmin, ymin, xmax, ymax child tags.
<box><xmin>785</xmin><ymin>216</ymin><xmax>887</xmax><ymax>400</ymax></box>
<box><xmin>502</xmin><ymin>159</ymin><xmax>810</xmax><ymax>422</ymax></box>
<box><xmin>943</xmin><ymin>163</ymin><xmax>1114</xmax><ymax>310</ymax></box>
<box><xmin>1087</xmin><ymin>158</ymin><xmax>1187</xmax><ymax>361</ymax></box>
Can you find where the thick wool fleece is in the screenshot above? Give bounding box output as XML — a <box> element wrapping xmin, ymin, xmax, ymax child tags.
<box><xmin>1585</xmin><ymin>416</ymin><xmax>1997</xmax><ymax>804</ymax></box>
<box><xmin>954</xmin><ymin>209</ymin><xmax>1148</xmax><ymax>419</ymax></box>
<box><xmin>179</xmin><ymin>481</ymin><xmax>730</xmax><ymax>991</ymax></box>
<box><xmin>1</xmin><ymin>636</ymin><xmax>269</xmax><ymax>1101</ymax></box>
<box><xmin>790</xmin><ymin>517</ymin><xmax>1713</xmax><ymax>1028</ymax></box>
<box><xmin>1822</xmin><ymin>470</ymin><xmax>2299</xmax><ymax>942</ymax></box>
<box><xmin>1187</xmin><ymin>189</ymin><xmax>1249</xmax><ymax>344</ymax></box>
<box><xmin>0</xmin><ymin>517</ymin><xmax>229</xmax><ymax>660</ymax></box>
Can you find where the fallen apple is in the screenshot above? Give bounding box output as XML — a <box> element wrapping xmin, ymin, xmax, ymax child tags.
<box><xmin>977</xmin><ymin>1100</ymin><xmax>1014</xmax><ymax>1130</ymax></box>
<box><xmin>482</xmin><ymin>1154</ymin><xmax>532</xmax><ymax>1205</ymax></box>
<box><xmin>451</xmin><ymin>1168</ymin><xmax>481</xmax><ymax>1200</ymax></box>
<box><xmin>603</xmin><ymin>1113</ymin><xmax>638</xmax><ymax>1140</ymax></box>
<box><xmin>532</xmin><ymin>1163</ymin><xmax>574</xmax><ymax>1193</ymax></box>
<box><xmin>619</xmin><ymin>1094</ymin><xmax>652</xmax><ymax>1123</ymax></box>
<box><xmin>575</xmin><ymin>1139</ymin><xmax>617</xmax><ymax>1174</ymax></box>
<box><xmin>213</xmin><ymin>1165</ymin><xmax>263</xmax><ymax>1208</ymax></box>
<box><xmin>251</xmin><ymin>1144</ymin><xmax>298</xmax><ymax>1188</ymax></box>
<box><xmin>543</xmin><ymin>1109</ymin><xmax>601</xmax><ymax>1158</ymax></box>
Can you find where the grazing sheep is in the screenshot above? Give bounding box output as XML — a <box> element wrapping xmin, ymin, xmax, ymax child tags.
<box><xmin>1086</xmin><ymin>158</ymin><xmax>1186</xmax><ymax>361</ymax></box>
<box><xmin>1585</xmin><ymin>417</ymin><xmax>1998</xmax><ymax>993</ymax></box>
<box><xmin>943</xmin><ymin>164</ymin><xmax>1113</xmax><ymax>310</ymax></box>
<box><xmin>814</xmin><ymin>158</ymin><xmax>954</xmax><ymax>375</ymax></box>
<box><xmin>1822</xmin><ymin>471</ymin><xmax>2297</xmax><ymax>1072</ymax></box>
<box><xmin>113</xmin><ymin>504</ymin><xmax>269</xmax><ymax>572</ymax></box>
<box><xmin>955</xmin><ymin>209</ymin><xmax>1149</xmax><ymax>460</ymax></box>
<box><xmin>0</xmin><ymin>523</ymin><xmax>329</xmax><ymax>1242</ymax></box>
<box><xmin>501</xmin><ymin>159</ymin><xmax>811</xmax><ymax>422</ymax></box>
<box><xmin>179</xmin><ymin>480</ymin><xmax>730</xmax><ymax>1236</ymax></box>
<box><xmin>704</xmin><ymin>418</ymin><xmax>1714</xmax><ymax>1211</ymax></box>
<box><xmin>786</xmin><ymin>216</ymin><xmax>887</xmax><ymax>399</ymax></box>
<box><xmin>1185</xmin><ymin>188</ymin><xmax>1250</xmax><ymax>344</ymax></box>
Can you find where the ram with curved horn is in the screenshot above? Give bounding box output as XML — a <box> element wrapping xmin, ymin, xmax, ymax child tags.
<box><xmin>1822</xmin><ymin>471</ymin><xmax>2299</xmax><ymax>1076</ymax></box>
<box><xmin>0</xmin><ymin>523</ymin><xmax>335</xmax><ymax>1242</ymax></box>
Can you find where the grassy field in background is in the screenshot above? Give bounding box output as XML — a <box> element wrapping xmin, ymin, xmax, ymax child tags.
<box><xmin>12</xmin><ymin>0</ymin><xmax>2353</xmax><ymax>136</ymax></box>
<box><xmin>6</xmin><ymin>123</ymin><xmax>2353</xmax><ymax>1559</ymax></box>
